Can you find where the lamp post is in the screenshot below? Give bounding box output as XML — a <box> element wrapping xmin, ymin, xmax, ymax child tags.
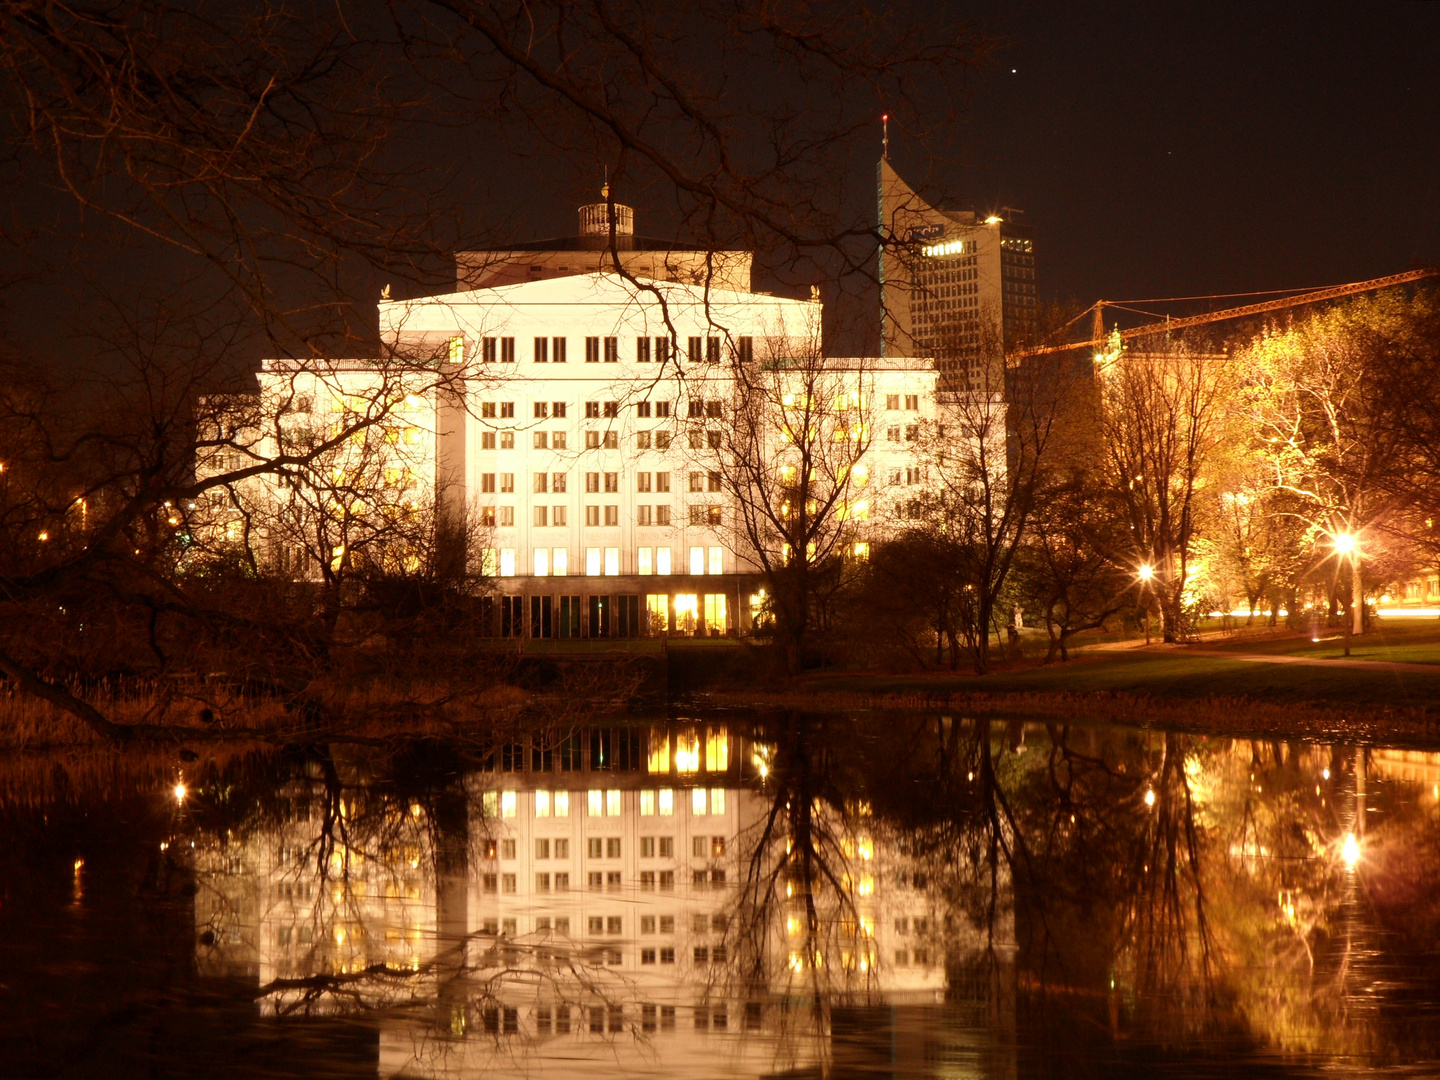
<box><xmin>1138</xmin><ymin>563</ymin><xmax>1155</xmax><ymax>645</ymax></box>
<box><xmin>1332</xmin><ymin>531</ymin><xmax>1360</xmax><ymax>656</ymax></box>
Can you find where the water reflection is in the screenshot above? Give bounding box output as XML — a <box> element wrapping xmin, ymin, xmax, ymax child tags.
<box><xmin>6</xmin><ymin>717</ymin><xmax>1440</xmax><ymax>1077</ymax></box>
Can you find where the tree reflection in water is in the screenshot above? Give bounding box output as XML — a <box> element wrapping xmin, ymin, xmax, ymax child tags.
<box><xmin>140</xmin><ymin>716</ymin><xmax>1440</xmax><ymax>1076</ymax></box>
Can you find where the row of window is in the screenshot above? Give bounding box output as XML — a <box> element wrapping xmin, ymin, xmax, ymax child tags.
<box><xmin>480</xmin><ymin>469</ymin><xmax>726</xmax><ymax>496</ymax></box>
<box><xmin>507</xmin><ymin>834</ymin><xmax>727</xmax><ymax>861</ymax></box>
<box><xmin>475</xmin><ymin>914</ymin><xmax>725</xmax><ymax>937</ymax></box>
<box><xmin>470</xmin><ymin>336</ymin><xmax>754</xmax><ymax>365</ymax></box>
<box><xmin>485</xmin><ymin>787</ymin><xmax>729</xmax><ymax>819</ymax></box>
<box><xmin>480</xmin><ymin>400</ymin><xmax>722</xmax><ymax>420</ymax></box>
<box><xmin>479</xmin><ymin>503</ymin><xmax>726</xmax><ymax>531</ymax></box>
<box><xmin>481</xmin><ymin>868</ymin><xmax>728</xmax><ymax>893</ymax></box>
<box><xmin>482</xmin><ymin>546</ymin><xmax>729</xmax><ymax>577</ymax></box>
<box><xmin>476</xmin><ymin>428</ymin><xmax>732</xmax><ymax>453</ymax></box>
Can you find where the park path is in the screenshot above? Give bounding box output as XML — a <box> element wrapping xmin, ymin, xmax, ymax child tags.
<box><xmin>1183</xmin><ymin>648</ymin><xmax>1440</xmax><ymax>674</ymax></box>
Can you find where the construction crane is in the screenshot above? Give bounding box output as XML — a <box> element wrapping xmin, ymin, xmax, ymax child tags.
<box><xmin>1011</xmin><ymin>266</ymin><xmax>1438</xmax><ymax>358</ymax></box>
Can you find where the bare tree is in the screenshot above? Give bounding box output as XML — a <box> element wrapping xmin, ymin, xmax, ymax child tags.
<box><xmin>721</xmin><ymin>330</ymin><xmax>875</xmax><ymax>673</ymax></box>
<box><xmin>1099</xmin><ymin>336</ymin><xmax>1231</xmax><ymax>643</ymax></box>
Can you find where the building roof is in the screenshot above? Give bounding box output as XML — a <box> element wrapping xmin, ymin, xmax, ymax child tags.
<box><xmin>383</xmin><ymin>270</ymin><xmax>810</xmax><ymax>311</ymax></box>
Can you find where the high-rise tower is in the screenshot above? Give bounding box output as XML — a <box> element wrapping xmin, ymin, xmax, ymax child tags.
<box><xmin>877</xmin><ymin>160</ymin><xmax>1036</xmax><ymax>392</ymax></box>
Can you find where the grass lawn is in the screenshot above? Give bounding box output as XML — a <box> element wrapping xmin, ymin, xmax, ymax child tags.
<box><xmin>1193</xmin><ymin>617</ymin><xmax>1440</xmax><ymax>665</ymax></box>
<box><xmin>801</xmin><ymin>645</ymin><xmax>1440</xmax><ymax>710</ymax></box>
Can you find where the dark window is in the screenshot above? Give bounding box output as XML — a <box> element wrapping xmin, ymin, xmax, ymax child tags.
<box><xmin>500</xmin><ymin>402</ymin><xmax>515</xmax><ymax>418</ymax></box>
<box><xmin>603</xmin><ymin>337</ymin><xmax>618</xmax><ymax>363</ymax></box>
<box><xmin>533</xmin><ymin>402</ymin><xmax>548</xmax><ymax>418</ymax></box>
<box><xmin>585</xmin><ymin>337</ymin><xmax>600</xmax><ymax>363</ymax></box>
<box><xmin>586</xmin><ymin>401</ymin><xmax>600</xmax><ymax>418</ymax></box>
<box><xmin>603</xmin><ymin>401</ymin><xmax>619</xmax><ymax>418</ymax></box>
<box><xmin>687</xmin><ymin>336</ymin><xmax>702</xmax><ymax>363</ymax></box>
<box><xmin>552</xmin><ymin>337</ymin><xmax>567</xmax><ymax>363</ymax></box>
<box><xmin>636</xmin><ymin>337</ymin><xmax>651</xmax><ymax>363</ymax></box>
<box><xmin>706</xmin><ymin>337</ymin><xmax>720</xmax><ymax>363</ymax></box>
<box><xmin>500</xmin><ymin>337</ymin><xmax>515</xmax><ymax>363</ymax></box>
<box><xmin>533</xmin><ymin>337</ymin><xmax>548</xmax><ymax>363</ymax></box>
<box><xmin>688</xmin><ymin>400</ymin><xmax>704</xmax><ymax>418</ymax></box>
<box><xmin>482</xmin><ymin>338</ymin><xmax>496</xmax><ymax>363</ymax></box>
<box><xmin>737</xmin><ymin>336</ymin><xmax>753</xmax><ymax>363</ymax></box>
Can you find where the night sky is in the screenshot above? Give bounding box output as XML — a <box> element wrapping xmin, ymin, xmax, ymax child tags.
<box><xmin>916</xmin><ymin>1</ymin><xmax>1440</xmax><ymax>309</ymax></box>
<box><xmin>3</xmin><ymin>2</ymin><xmax>1436</xmax><ymax>369</ymax></box>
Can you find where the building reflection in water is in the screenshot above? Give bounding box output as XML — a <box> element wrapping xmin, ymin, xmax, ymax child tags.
<box><xmin>186</xmin><ymin>718</ymin><xmax>1440</xmax><ymax>1076</ymax></box>
<box><xmin>192</xmin><ymin>722</ymin><xmax>1009</xmax><ymax>1078</ymax></box>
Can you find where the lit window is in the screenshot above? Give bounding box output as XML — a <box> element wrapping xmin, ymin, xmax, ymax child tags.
<box><xmin>659</xmin><ymin>789</ymin><xmax>674</xmax><ymax>816</ymax></box>
<box><xmin>554</xmin><ymin>791</ymin><xmax>570</xmax><ymax>817</ymax></box>
<box><xmin>648</xmin><ymin>731</ymin><xmax>670</xmax><ymax>773</ymax></box>
<box><xmin>656</xmin><ymin>547</ymin><xmax>672</xmax><ymax>575</ymax></box>
<box><xmin>604</xmin><ymin>547</ymin><xmax>620</xmax><ymax>575</ymax></box>
<box><xmin>690</xmin><ymin>546</ymin><xmax>705</xmax><ymax>575</ymax></box>
<box><xmin>588</xmin><ymin>790</ymin><xmax>603</xmax><ymax>816</ymax></box>
<box><xmin>586</xmin><ymin>547</ymin><xmax>602</xmax><ymax>576</ymax></box>
<box><xmin>500</xmin><ymin>549</ymin><xmax>516</xmax><ymax>577</ymax></box>
<box><xmin>692</xmin><ymin>788</ymin><xmax>707</xmax><ymax>815</ymax></box>
<box><xmin>501</xmin><ymin>791</ymin><xmax>517</xmax><ymax>819</ymax></box>
<box><xmin>552</xmin><ymin>548</ymin><xmax>568</xmax><ymax>576</ymax></box>
<box><xmin>533</xmin><ymin>548</ymin><xmax>549</xmax><ymax>576</ymax></box>
<box><xmin>638</xmin><ymin>547</ymin><xmax>653</xmax><ymax>575</ymax></box>
<box><xmin>536</xmin><ymin>791</ymin><xmax>551</xmax><ymax>817</ymax></box>
<box><xmin>711</xmin><ymin>789</ymin><xmax>725</xmax><ymax>814</ymax></box>
<box><xmin>607</xmin><ymin>790</ymin><xmax>621</xmax><ymax>816</ymax></box>
<box><xmin>676</xmin><ymin>732</ymin><xmax>700</xmax><ymax>773</ymax></box>
<box><xmin>705</xmin><ymin>727</ymin><xmax>728</xmax><ymax>771</ymax></box>
<box><xmin>708</xmin><ymin>547</ymin><xmax>723</xmax><ymax>575</ymax></box>
<box><xmin>640</xmin><ymin>790</ymin><xmax>656</xmax><ymax>816</ymax></box>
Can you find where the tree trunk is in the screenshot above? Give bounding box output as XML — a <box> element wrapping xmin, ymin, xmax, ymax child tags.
<box><xmin>1351</xmin><ymin>558</ymin><xmax>1364</xmax><ymax>635</ymax></box>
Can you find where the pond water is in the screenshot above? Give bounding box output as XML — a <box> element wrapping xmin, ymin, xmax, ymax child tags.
<box><xmin>2</xmin><ymin>713</ymin><xmax>1438</xmax><ymax>1079</ymax></box>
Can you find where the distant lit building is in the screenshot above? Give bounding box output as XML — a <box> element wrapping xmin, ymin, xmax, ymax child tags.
<box><xmin>877</xmin><ymin>159</ymin><xmax>1037</xmax><ymax>392</ymax></box>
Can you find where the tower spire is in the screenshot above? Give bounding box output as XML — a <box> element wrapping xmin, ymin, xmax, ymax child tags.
<box><xmin>881</xmin><ymin>114</ymin><xmax>889</xmax><ymax>160</ymax></box>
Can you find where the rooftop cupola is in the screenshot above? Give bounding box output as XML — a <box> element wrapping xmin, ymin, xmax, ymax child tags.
<box><xmin>578</xmin><ymin>182</ymin><xmax>634</xmax><ymax>237</ymax></box>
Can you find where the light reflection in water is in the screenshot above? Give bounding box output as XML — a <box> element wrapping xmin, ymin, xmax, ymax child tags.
<box><xmin>6</xmin><ymin>718</ymin><xmax>1440</xmax><ymax>1077</ymax></box>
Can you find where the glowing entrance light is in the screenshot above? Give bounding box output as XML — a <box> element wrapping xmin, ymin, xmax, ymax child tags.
<box><xmin>1341</xmin><ymin>833</ymin><xmax>1360</xmax><ymax>869</ymax></box>
<box><xmin>173</xmin><ymin>781</ymin><xmax>187</xmax><ymax>804</ymax></box>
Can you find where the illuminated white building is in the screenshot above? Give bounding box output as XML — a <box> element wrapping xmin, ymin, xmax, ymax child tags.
<box><xmin>209</xmin><ymin>199</ymin><xmax>945</xmax><ymax>638</ymax></box>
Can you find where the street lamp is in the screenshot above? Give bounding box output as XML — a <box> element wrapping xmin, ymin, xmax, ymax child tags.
<box><xmin>1137</xmin><ymin>564</ymin><xmax>1155</xmax><ymax>644</ymax></box>
<box><xmin>1330</xmin><ymin>530</ymin><xmax>1362</xmax><ymax>655</ymax></box>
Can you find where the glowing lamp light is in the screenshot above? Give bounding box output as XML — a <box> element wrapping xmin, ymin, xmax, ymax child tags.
<box><xmin>173</xmin><ymin>781</ymin><xmax>187</xmax><ymax>804</ymax></box>
<box><xmin>1333</xmin><ymin>532</ymin><xmax>1356</xmax><ymax>555</ymax></box>
<box><xmin>984</xmin><ymin>215</ymin><xmax>1003</xmax><ymax>225</ymax></box>
<box><xmin>1143</xmin><ymin>789</ymin><xmax>1156</xmax><ymax>808</ymax></box>
<box><xmin>1138</xmin><ymin>564</ymin><xmax>1154</xmax><ymax>581</ymax></box>
<box><xmin>1322</xmin><ymin>768</ymin><xmax>1331</xmax><ymax>780</ymax></box>
<box><xmin>1341</xmin><ymin>833</ymin><xmax>1360</xmax><ymax>869</ymax></box>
